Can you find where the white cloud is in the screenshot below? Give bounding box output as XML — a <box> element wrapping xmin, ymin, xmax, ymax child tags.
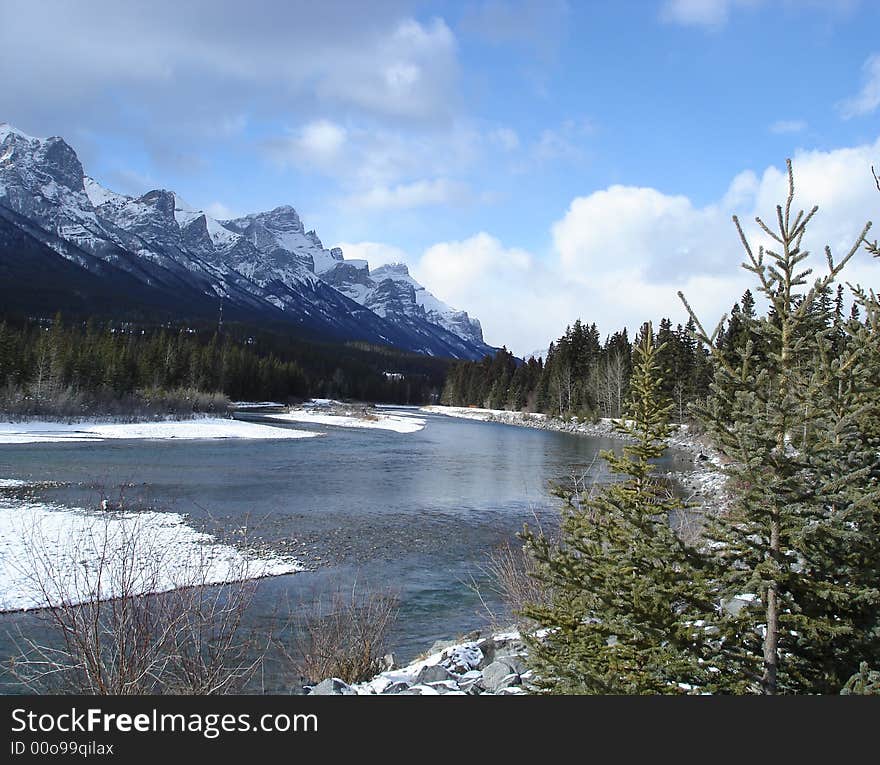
<box><xmin>314</xmin><ymin>18</ymin><xmax>459</xmax><ymax>122</ymax></box>
<box><xmin>414</xmin><ymin>233</ymin><xmax>574</xmax><ymax>353</ymax></box>
<box><xmin>341</xmin><ymin>178</ymin><xmax>468</xmax><ymax>211</ymax></box>
<box><xmin>0</xmin><ymin>3</ymin><xmax>461</xmax><ymax>152</ymax></box>
<box><xmin>769</xmin><ymin>119</ymin><xmax>807</xmax><ymax>134</ymax></box>
<box><xmin>205</xmin><ymin>201</ymin><xmax>237</xmax><ymax>220</ymax></box>
<box><xmin>298</xmin><ymin>120</ymin><xmax>347</xmax><ymax>160</ymax></box>
<box><xmin>354</xmin><ymin>137</ymin><xmax>880</xmax><ymax>355</ymax></box>
<box><xmin>489</xmin><ymin>127</ymin><xmax>520</xmax><ymax>151</ymax></box>
<box><xmin>660</xmin><ymin>0</ymin><xmax>761</xmax><ymax>28</ymax></box>
<box><xmin>548</xmin><ymin>137</ymin><xmax>880</xmax><ymax>341</ymax></box>
<box><xmin>839</xmin><ymin>53</ymin><xmax>880</xmax><ymax>118</ymax></box>
<box><xmin>336</xmin><ymin>241</ymin><xmax>411</xmax><ymax>269</ymax></box>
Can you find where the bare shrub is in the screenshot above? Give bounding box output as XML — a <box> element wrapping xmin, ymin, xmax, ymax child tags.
<box><xmin>470</xmin><ymin>539</ymin><xmax>551</xmax><ymax>630</ymax></box>
<box><xmin>284</xmin><ymin>585</ymin><xmax>398</xmax><ymax>685</ymax></box>
<box><xmin>0</xmin><ymin>385</ymin><xmax>230</xmax><ymax>421</ymax></box>
<box><xmin>6</xmin><ymin>503</ymin><xmax>267</xmax><ymax>694</ymax></box>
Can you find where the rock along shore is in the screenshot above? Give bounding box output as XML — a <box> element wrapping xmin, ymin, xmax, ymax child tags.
<box><xmin>307</xmin><ymin>631</ymin><xmax>534</xmax><ymax>696</ymax></box>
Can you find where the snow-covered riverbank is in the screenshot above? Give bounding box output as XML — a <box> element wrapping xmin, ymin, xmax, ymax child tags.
<box><xmin>0</xmin><ymin>417</ymin><xmax>318</xmax><ymax>444</ymax></box>
<box><xmin>270</xmin><ymin>408</ymin><xmax>426</xmax><ymax>433</ymax></box>
<box><xmin>0</xmin><ymin>486</ymin><xmax>303</xmax><ymax>613</ymax></box>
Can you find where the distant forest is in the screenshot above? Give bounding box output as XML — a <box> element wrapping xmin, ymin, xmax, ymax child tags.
<box><xmin>440</xmin><ymin>285</ymin><xmax>857</xmax><ymax>423</ymax></box>
<box><xmin>0</xmin><ymin>314</ymin><xmax>449</xmax><ymax>416</ymax></box>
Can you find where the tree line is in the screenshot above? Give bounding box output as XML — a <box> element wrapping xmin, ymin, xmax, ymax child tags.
<box><xmin>440</xmin><ymin>315</ymin><xmax>714</xmax><ymax>422</ymax></box>
<box><xmin>0</xmin><ymin>316</ymin><xmax>447</xmax><ymax>416</ymax></box>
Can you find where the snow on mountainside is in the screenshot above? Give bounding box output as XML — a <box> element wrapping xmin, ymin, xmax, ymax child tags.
<box><xmin>369</xmin><ymin>263</ymin><xmax>485</xmax><ymax>347</ymax></box>
<box><xmin>0</xmin><ymin>122</ymin><xmax>496</xmax><ymax>360</ymax></box>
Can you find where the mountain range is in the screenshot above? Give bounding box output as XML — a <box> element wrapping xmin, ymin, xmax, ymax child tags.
<box><xmin>0</xmin><ymin>122</ymin><xmax>494</xmax><ymax>360</ymax></box>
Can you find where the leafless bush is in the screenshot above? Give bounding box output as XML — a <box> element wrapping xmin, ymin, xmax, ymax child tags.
<box><xmin>469</xmin><ymin>538</ymin><xmax>551</xmax><ymax>630</ymax></box>
<box><xmin>283</xmin><ymin>585</ymin><xmax>398</xmax><ymax>685</ymax></box>
<box><xmin>6</xmin><ymin>504</ymin><xmax>266</xmax><ymax>694</ymax></box>
<box><xmin>0</xmin><ymin>385</ymin><xmax>230</xmax><ymax>421</ymax></box>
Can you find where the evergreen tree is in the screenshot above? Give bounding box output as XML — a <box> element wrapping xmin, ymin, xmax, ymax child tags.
<box><xmin>521</xmin><ymin>325</ymin><xmax>713</xmax><ymax>694</ymax></box>
<box><xmin>679</xmin><ymin>159</ymin><xmax>876</xmax><ymax>694</ymax></box>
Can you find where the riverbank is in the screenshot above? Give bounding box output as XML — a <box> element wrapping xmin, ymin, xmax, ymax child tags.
<box><xmin>0</xmin><ymin>481</ymin><xmax>303</xmax><ymax>613</ymax></box>
<box><xmin>421</xmin><ymin>405</ymin><xmax>728</xmax><ymax>516</ymax></box>
<box><xmin>308</xmin><ymin>630</ymin><xmax>533</xmax><ymax>695</ymax></box>
<box><xmin>0</xmin><ymin>417</ymin><xmax>319</xmax><ymax>444</ymax></box>
<box><xmin>270</xmin><ymin>402</ymin><xmax>426</xmax><ymax>433</ymax></box>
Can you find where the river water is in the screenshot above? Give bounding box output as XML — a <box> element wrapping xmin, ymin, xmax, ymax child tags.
<box><xmin>0</xmin><ymin>409</ymin><xmax>692</xmax><ymax>691</ymax></box>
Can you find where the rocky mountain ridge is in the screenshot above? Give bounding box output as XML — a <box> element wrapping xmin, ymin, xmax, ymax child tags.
<box><xmin>0</xmin><ymin>122</ymin><xmax>495</xmax><ymax>360</ymax></box>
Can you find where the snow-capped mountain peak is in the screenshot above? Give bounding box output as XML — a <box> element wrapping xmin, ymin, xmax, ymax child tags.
<box><xmin>0</xmin><ymin>122</ymin><xmax>495</xmax><ymax>360</ymax></box>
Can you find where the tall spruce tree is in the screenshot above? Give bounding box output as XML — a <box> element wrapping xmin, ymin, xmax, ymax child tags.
<box><xmin>520</xmin><ymin>325</ymin><xmax>713</xmax><ymax>694</ymax></box>
<box><xmin>679</xmin><ymin>159</ymin><xmax>876</xmax><ymax>693</ymax></box>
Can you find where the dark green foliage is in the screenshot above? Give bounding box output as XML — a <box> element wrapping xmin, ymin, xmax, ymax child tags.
<box><xmin>680</xmin><ymin>159</ymin><xmax>879</xmax><ymax>694</ymax></box>
<box><xmin>840</xmin><ymin>663</ymin><xmax>880</xmax><ymax>695</ymax></box>
<box><xmin>0</xmin><ymin>316</ymin><xmax>448</xmax><ymax>415</ymax></box>
<box><xmin>520</xmin><ymin>327</ymin><xmax>713</xmax><ymax>694</ymax></box>
<box><xmin>440</xmin><ymin>318</ymin><xmax>709</xmax><ymax>422</ymax></box>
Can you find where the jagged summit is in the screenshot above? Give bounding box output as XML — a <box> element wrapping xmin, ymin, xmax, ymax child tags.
<box><xmin>0</xmin><ymin>122</ymin><xmax>495</xmax><ymax>359</ymax></box>
<box><xmin>372</xmin><ymin>262</ymin><xmax>410</xmax><ymax>276</ymax></box>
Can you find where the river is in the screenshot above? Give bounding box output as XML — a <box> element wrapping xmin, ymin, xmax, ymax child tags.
<box><xmin>0</xmin><ymin>408</ymin><xmax>693</xmax><ymax>692</ymax></box>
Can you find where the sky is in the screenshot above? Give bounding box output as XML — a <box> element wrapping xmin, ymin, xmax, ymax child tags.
<box><xmin>1</xmin><ymin>0</ymin><xmax>879</xmax><ymax>355</ymax></box>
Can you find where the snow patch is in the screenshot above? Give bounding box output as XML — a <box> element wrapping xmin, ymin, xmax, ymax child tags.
<box><xmin>0</xmin><ymin>418</ymin><xmax>319</xmax><ymax>445</ymax></box>
<box><xmin>270</xmin><ymin>410</ymin><xmax>426</xmax><ymax>433</ymax></box>
<box><xmin>0</xmin><ymin>499</ymin><xmax>302</xmax><ymax>612</ymax></box>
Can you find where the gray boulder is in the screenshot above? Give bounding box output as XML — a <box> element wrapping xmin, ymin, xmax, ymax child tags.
<box><xmin>482</xmin><ymin>660</ymin><xmax>524</xmax><ymax>693</ymax></box>
<box><xmin>309</xmin><ymin>677</ymin><xmax>356</xmax><ymax>695</ymax></box>
<box><xmin>427</xmin><ymin>638</ymin><xmax>458</xmax><ymax>656</ymax></box>
<box><xmin>416</xmin><ymin>664</ymin><xmax>456</xmax><ymax>685</ymax></box>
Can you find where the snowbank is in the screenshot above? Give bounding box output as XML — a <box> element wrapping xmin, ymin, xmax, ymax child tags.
<box><xmin>421</xmin><ymin>405</ymin><xmax>547</xmax><ymax>424</ymax></box>
<box><xmin>270</xmin><ymin>410</ymin><xmax>426</xmax><ymax>434</ymax></box>
<box><xmin>0</xmin><ymin>497</ymin><xmax>302</xmax><ymax>612</ymax></box>
<box><xmin>0</xmin><ymin>418</ymin><xmax>318</xmax><ymax>445</ymax></box>
<box><xmin>230</xmin><ymin>401</ymin><xmax>286</xmax><ymax>409</ymax></box>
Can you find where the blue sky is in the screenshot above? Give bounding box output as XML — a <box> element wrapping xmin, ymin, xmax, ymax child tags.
<box><xmin>2</xmin><ymin>0</ymin><xmax>879</xmax><ymax>353</ymax></box>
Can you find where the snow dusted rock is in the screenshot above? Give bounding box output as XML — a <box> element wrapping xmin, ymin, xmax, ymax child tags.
<box><xmin>330</xmin><ymin>630</ymin><xmax>534</xmax><ymax>696</ymax></box>
<box><xmin>415</xmin><ymin>664</ymin><xmax>457</xmax><ymax>685</ymax></box>
<box><xmin>309</xmin><ymin>678</ymin><xmax>357</xmax><ymax>695</ymax></box>
<box><xmin>478</xmin><ymin>635</ymin><xmax>527</xmax><ymax>668</ymax></box>
<box><xmin>444</xmin><ymin>643</ymin><xmax>483</xmax><ymax>673</ymax></box>
<box><xmin>482</xmin><ymin>660</ymin><xmax>524</xmax><ymax>693</ymax></box>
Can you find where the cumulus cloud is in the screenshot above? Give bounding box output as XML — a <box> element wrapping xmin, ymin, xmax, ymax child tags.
<box><xmin>336</xmin><ymin>241</ymin><xmax>412</xmax><ymax>269</ymax></box>
<box><xmin>350</xmin><ymin>137</ymin><xmax>880</xmax><ymax>355</ymax></box>
<box><xmin>548</xmin><ymin>137</ymin><xmax>880</xmax><ymax>339</ymax></box>
<box><xmin>298</xmin><ymin>121</ymin><xmax>348</xmax><ymax>161</ymax></box>
<box><xmin>415</xmin><ymin>234</ymin><xmax>577</xmax><ymax>353</ymax></box>
<box><xmin>265</xmin><ymin>120</ymin><xmax>349</xmax><ymax>172</ymax></box>
<box><xmin>839</xmin><ymin>53</ymin><xmax>880</xmax><ymax>118</ymax></box>
<box><xmin>314</xmin><ymin>18</ymin><xmax>459</xmax><ymax>122</ymax></box>
<box><xmin>261</xmin><ymin>119</ymin><xmax>482</xmax><ymax>211</ymax></box>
